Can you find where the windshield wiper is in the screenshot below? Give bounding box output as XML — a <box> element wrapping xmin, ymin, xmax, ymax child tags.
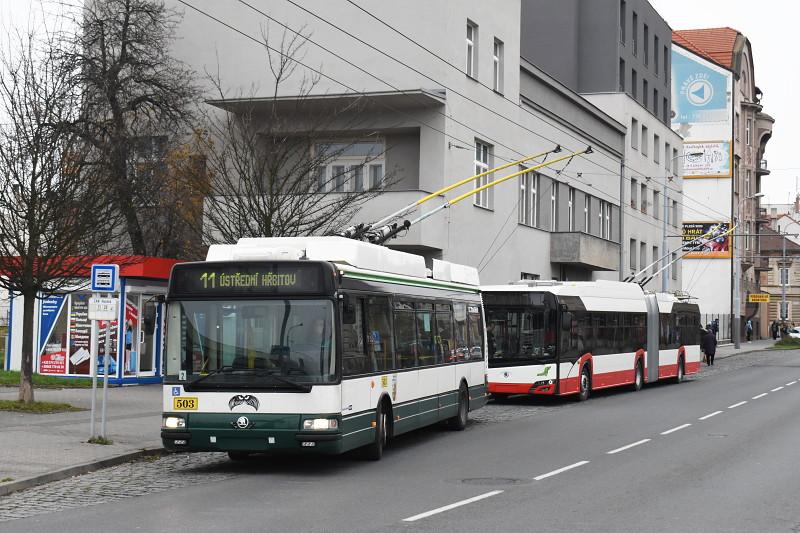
<box><xmin>189</xmin><ymin>365</ymin><xmax>235</xmax><ymax>385</ymax></box>
<box><xmin>254</xmin><ymin>370</ymin><xmax>312</xmax><ymax>392</ymax></box>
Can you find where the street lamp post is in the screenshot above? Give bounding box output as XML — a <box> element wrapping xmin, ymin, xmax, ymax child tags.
<box><xmin>733</xmin><ymin>192</ymin><xmax>765</xmax><ymax>349</ymax></box>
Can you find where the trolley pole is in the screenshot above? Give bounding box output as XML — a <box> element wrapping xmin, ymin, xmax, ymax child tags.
<box><xmin>619</xmin><ymin>158</ymin><xmax>625</xmax><ymax>282</ymax></box>
<box><xmin>781</xmin><ymin>234</ymin><xmax>787</xmax><ymax>324</ymax></box>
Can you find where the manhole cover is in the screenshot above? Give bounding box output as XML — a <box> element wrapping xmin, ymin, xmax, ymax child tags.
<box><xmin>457</xmin><ymin>477</ymin><xmax>530</xmax><ymax>486</ymax></box>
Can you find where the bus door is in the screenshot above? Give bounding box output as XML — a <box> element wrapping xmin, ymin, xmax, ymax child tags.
<box><xmin>644</xmin><ymin>293</ymin><xmax>660</xmax><ymax>382</ymax></box>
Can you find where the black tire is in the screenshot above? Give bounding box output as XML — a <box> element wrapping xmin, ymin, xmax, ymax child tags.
<box><xmin>577</xmin><ymin>365</ymin><xmax>591</xmax><ymax>402</ymax></box>
<box><xmin>364</xmin><ymin>402</ymin><xmax>388</xmax><ymax>461</ymax></box>
<box><xmin>450</xmin><ymin>384</ymin><xmax>469</xmax><ymax>431</ymax></box>
<box><xmin>631</xmin><ymin>359</ymin><xmax>644</xmax><ymax>392</ymax></box>
<box><xmin>227</xmin><ymin>451</ymin><xmax>250</xmax><ymax>461</ymax></box>
<box><xmin>675</xmin><ymin>357</ymin><xmax>685</xmax><ymax>383</ymax></box>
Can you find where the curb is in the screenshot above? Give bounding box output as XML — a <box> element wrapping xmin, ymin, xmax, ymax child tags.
<box><xmin>0</xmin><ymin>447</ymin><xmax>166</xmax><ymax>497</ymax></box>
<box><xmin>716</xmin><ymin>345</ymin><xmax>776</xmax><ymax>360</ymax></box>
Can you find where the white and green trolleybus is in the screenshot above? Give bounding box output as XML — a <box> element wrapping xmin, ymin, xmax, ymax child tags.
<box><xmin>161</xmin><ymin>237</ymin><xmax>488</xmax><ymax>460</ymax></box>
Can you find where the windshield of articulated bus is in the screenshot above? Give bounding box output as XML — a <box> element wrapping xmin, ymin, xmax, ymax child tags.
<box><xmin>166</xmin><ymin>299</ymin><xmax>336</xmax><ymax>387</ymax></box>
<box><xmin>485</xmin><ymin>307</ymin><xmax>556</xmax><ymax>364</ymax></box>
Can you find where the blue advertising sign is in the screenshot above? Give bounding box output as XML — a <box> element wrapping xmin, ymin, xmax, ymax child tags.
<box><xmin>672</xmin><ymin>49</ymin><xmax>730</xmax><ymax>125</ymax></box>
<box><xmin>38</xmin><ymin>294</ymin><xmax>66</xmax><ymax>354</ymax></box>
<box><xmin>91</xmin><ymin>264</ymin><xmax>119</xmax><ymax>292</ymax></box>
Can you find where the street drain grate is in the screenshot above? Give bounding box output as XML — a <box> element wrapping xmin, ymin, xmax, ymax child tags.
<box><xmin>458</xmin><ymin>477</ymin><xmax>530</xmax><ymax>486</ymax></box>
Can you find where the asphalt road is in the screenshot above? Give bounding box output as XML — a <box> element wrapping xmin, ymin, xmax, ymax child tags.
<box><xmin>4</xmin><ymin>348</ymin><xmax>800</xmax><ymax>532</ymax></box>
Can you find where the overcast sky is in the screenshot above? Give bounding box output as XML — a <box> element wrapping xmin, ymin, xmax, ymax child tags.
<box><xmin>2</xmin><ymin>1</ymin><xmax>795</xmax><ymax>204</ymax></box>
<box><xmin>651</xmin><ymin>0</ymin><xmax>798</xmax><ymax>205</ymax></box>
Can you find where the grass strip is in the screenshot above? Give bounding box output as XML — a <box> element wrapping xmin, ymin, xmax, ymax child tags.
<box><xmin>0</xmin><ymin>400</ymin><xmax>84</xmax><ymax>413</ymax></box>
<box><xmin>0</xmin><ymin>370</ymin><xmax>93</xmax><ymax>388</ymax></box>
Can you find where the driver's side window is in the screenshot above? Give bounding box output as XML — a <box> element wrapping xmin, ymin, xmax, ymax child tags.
<box><xmin>341</xmin><ymin>294</ymin><xmax>370</xmax><ymax>376</ymax></box>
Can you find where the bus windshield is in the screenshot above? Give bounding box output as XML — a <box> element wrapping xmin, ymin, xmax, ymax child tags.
<box><xmin>486</xmin><ymin>307</ymin><xmax>556</xmax><ymax>365</ymax></box>
<box><xmin>166</xmin><ymin>299</ymin><xmax>336</xmax><ymax>387</ymax></box>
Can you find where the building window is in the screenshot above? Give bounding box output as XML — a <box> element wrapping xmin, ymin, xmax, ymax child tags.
<box><xmin>598</xmin><ymin>201</ymin><xmax>604</xmax><ymax>238</ymax></box>
<box><xmin>781</xmin><ymin>268</ymin><xmax>789</xmax><ymax>286</ymax></box>
<box><xmin>568</xmin><ymin>187</ymin><xmax>575</xmax><ymax>231</ymax></box>
<box><xmin>672</xmin><ymin>148</ymin><xmax>678</xmax><ymax>173</ymax></box>
<box><xmin>653</xmin><ymin>88</ymin><xmax>658</xmax><ymax>114</ymax></box>
<box><xmin>640</xmin><ymin>183</ymin><xmax>647</xmax><ymax>214</ymax></box>
<box><xmin>641</xmin><ymin>125</ymin><xmax>648</xmax><ymax>156</ymax></box>
<box><xmin>663</xmin><ymin>46</ymin><xmax>669</xmax><ymax>86</ymax></box>
<box><xmin>745</xmin><ymin>170</ymin><xmax>752</xmax><ymax>198</ymax></box>
<box><xmin>521</xmin><ymin>272</ymin><xmax>540</xmax><ymax>281</ymax></box>
<box><xmin>654</xmin><ymin>134</ymin><xmax>660</xmax><ymax>164</ymax></box>
<box><xmin>605</xmin><ymin>201</ymin><xmax>611</xmax><ymax>239</ymax></box>
<box><xmin>316</xmin><ymin>141</ymin><xmax>385</xmax><ymax>192</ymax></box>
<box><xmin>745</xmin><ymin>222</ymin><xmax>751</xmax><ymax>251</ymax></box>
<box><xmin>746</xmin><ymin>118</ymin><xmax>752</xmax><ymax>146</ymax></box>
<box><xmin>671</xmin><ymin>200</ymin><xmax>678</xmax><ymax>227</ymax></box>
<box><xmin>654</xmin><ymin>35</ymin><xmax>659</xmax><ymax>76</ymax></box>
<box><xmin>735</xmin><ymin>112</ymin><xmax>740</xmax><ymax>141</ymax></box>
<box><xmin>665</xmin><ymin>142</ymin><xmax>671</xmax><ymax>171</ymax></box>
<box><xmin>663</xmin><ymin>97</ymin><xmax>669</xmax><ymax>124</ymax></box>
<box><xmin>653</xmin><ymin>190</ymin><xmax>660</xmax><ymax>220</ymax></box>
<box><xmin>630</xmin><ymin>239</ymin><xmax>637</xmax><ymax>270</ymax></box>
<box><xmin>644</xmin><ymin>25</ymin><xmax>649</xmax><ymax>65</ymax></box>
<box><xmin>630</xmin><ymin>178</ymin><xmax>638</xmax><ymax>209</ymax></box>
<box><xmin>632</xmin><ymin>12</ymin><xmax>638</xmax><ymax>56</ymax></box>
<box><xmin>492</xmin><ymin>38</ymin><xmax>504</xmax><ymax>93</ymax></box>
<box><xmin>640</xmin><ymin>241</ymin><xmax>646</xmax><ymax>273</ymax></box>
<box><xmin>518</xmin><ymin>170</ymin><xmax>538</xmax><ymax>226</ymax></box>
<box><xmin>584</xmin><ymin>195</ymin><xmax>591</xmax><ymax>233</ymax></box>
<box><xmin>632</xmin><ymin>69</ymin><xmax>638</xmax><ymax>99</ymax></box>
<box><xmin>671</xmin><ymin>252</ymin><xmax>677</xmax><ymax>280</ymax></box>
<box><xmin>643</xmin><ymin>79</ymin><xmax>648</xmax><ymax>108</ymax></box>
<box><xmin>652</xmin><ymin>246</ymin><xmax>659</xmax><ymax>274</ymax></box>
<box><xmin>474</xmin><ymin>141</ymin><xmax>492</xmax><ymax>208</ymax></box>
<box><xmin>466</xmin><ymin>22</ymin><xmax>477</xmax><ymax>78</ymax></box>
<box><xmin>620</xmin><ymin>1</ymin><xmax>626</xmax><ymax>44</ymax></box>
<box><xmin>550</xmin><ymin>184</ymin><xmax>558</xmax><ymax>231</ymax></box>
<box><xmin>619</xmin><ymin>58</ymin><xmax>626</xmax><ymax>92</ymax></box>
<box><xmin>631</xmin><ymin>117</ymin><xmax>639</xmax><ymax>150</ymax></box>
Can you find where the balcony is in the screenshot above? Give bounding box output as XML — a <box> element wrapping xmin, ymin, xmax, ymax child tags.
<box><xmin>757</xmin><ymin>159</ymin><xmax>770</xmax><ymax>176</ymax></box>
<box><xmin>550</xmin><ymin>232</ymin><xmax>620</xmax><ymax>271</ymax></box>
<box><xmin>754</xmin><ymin>256</ymin><xmax>771</xmax><ymax>272</ymax></box>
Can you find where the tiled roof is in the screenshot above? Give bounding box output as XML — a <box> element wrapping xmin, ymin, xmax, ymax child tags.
<box><xmin>672</xmin><ymin>27</ymin><xmax>740</xmax><ymax>70</ymax></box>
<box><xmin>759</xmin><ymin>227</ymin><xmax>800</xmax><ymax>253</ymax></box>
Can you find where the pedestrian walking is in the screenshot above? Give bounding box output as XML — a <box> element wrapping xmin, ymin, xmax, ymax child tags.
<box><xmin>746</xmin><ymin>319</ymin><xmax>753</xmax><ymax>342</ymax></box>
<box><xmin>771</xmin><ymin>321</ymin><xmax>779</xmax><ymax>340</ymax></box>
<box><xmin>701</xmin><ymin>325</ymin><xmax>717</xmax><ymax>366</ymax></box>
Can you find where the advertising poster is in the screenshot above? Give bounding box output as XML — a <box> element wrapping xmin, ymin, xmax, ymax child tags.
<box><xmin>38</xmin><ymin>295</ymin><xmax>67</xmax><ymax>374</ymax></box>
<box><xmin>671</xmin><ymin>45</ymin><xmax>733</xmax><ymax>178</ymax></box>
<box><xmin>69</xmin><ymin>294</ymin><xmax>92</xmax><ymax>374</ymax></box>
<box><xmin>682</xmin><ymin>222</ymin><xmax>731</xmax><ymax>258</ymax></box>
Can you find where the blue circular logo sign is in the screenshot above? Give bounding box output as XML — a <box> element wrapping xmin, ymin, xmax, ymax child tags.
<box><xmin>687</xmin><ymin>79</ymin><xmax>714</xmax><ymax>107</ymax></box>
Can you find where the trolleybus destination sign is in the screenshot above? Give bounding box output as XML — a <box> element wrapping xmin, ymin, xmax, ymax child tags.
<box><xmin>168</xmin><ymin>262</ymin><xmax>331</xmax><ymax>297</ymax></box>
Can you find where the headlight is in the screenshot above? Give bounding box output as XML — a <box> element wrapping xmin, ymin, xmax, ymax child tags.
<box><xmin>163</xmin><ymin>416</ymin><xmax>186</xmax><ymax>429</ymax></box>
<box><xmin>303</xmin><ymin>418</ymin><xmax>338</xmax><ymax>430</ymax></box>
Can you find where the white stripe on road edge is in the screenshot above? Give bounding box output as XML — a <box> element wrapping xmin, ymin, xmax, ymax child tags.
<box><xmin>771</xmin><ymin>386</ymin><xmax>784</xmax><ymax>392</ymax></box>
<box><xmin>402</xmin><ymin>490</ymin><xmax>503</xmax><ymax>522</ymax></box>
<box><xmin>728</xmin><ymin>401</ymin><xmax>747</xmax><ymax>409</ymax></box>
<box><xmin>752</xmin><ymin>393</ymin><xmax>768</xmax><ymax>400</ymax></box>
<box><xmin>607</xmin><ymin>439</ymin><xmax>651</xmax><ymax>455</ymax></box>
<box><xmin>533</xmin><ymin>461</ymin><xmax>590</xmax><ymax>481</ymax></box>
<box><xmin>698</xmin><ymin>410</ymin><xmax>723</xmax><ymax>421</ymax></box>
<box><xmin>786</xmin><ymin>381</ymin><xmax>796</xmax><ymax>386</ymax></box>
<box><xmin>661</xmin><ymin>423</ymin><xmax>691</xmax><ymax>435</ymax></box>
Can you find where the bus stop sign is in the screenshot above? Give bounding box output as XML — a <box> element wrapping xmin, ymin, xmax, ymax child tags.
<box><xmin>91</xmin><ymin>264</ymin><xmax>119</xmax><ymax>293</ymax></box>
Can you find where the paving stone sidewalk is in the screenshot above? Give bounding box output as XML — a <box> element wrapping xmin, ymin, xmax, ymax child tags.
<box><xmin>0</xmin><ymin>385</ymin><xmax>163</xmax><ymax>492</ymax></box>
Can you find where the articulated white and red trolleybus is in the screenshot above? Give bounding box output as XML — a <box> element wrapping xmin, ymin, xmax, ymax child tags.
<box><xmin>483</xmin><ymin>280</ymin><xmax>702</xmax><ymax>401</ymax></box>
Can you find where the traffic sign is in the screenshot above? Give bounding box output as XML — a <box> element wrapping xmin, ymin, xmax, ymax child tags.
<box><xmin>88</xmin><ymin>297</ymin><xmax>118</xmax><ymax>321</ymax></box>
<box><xmin>747</xmin><ymin>293</ymin><xmax>770</xmax><ymax>303</ymax></box>
<box><xmin>91</xmin><ymin>264</ymin><xmax>119</xmax><ymax>292</ymax></box>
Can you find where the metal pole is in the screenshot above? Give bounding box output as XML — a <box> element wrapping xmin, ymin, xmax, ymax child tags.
<box><xmin>100</xmin><ymin>315</ymin><xmax>111</xmax><ymax>438</ymax></box>
<box><xmin>89</xmin><ymin>305</ymin><xmax>98</xmax><ymax>439</ymax></box>
<box><xmin>733</xmin><ymin>218</ymin><xmax>740</xmax><ymax>349</ymax></box>
<box><xmin>619</xmin><ymin>158</ymin><xmax>625</xmax><ymax>282</ymax></box>
<box><xmin>661</xmin><ymin>178</ymin><xmax>669</xmax><ymax>292</ymax></box>
<box><xmin>782</xmin><ymin>234</ymin><xmax>787</xmax><ymax>324</ymax></box>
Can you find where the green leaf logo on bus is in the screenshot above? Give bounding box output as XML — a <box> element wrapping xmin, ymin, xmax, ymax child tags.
<box><xmin>536</xmin><ymin>366</ymin><xmax>551</xmax><ymax>377</ymax></box>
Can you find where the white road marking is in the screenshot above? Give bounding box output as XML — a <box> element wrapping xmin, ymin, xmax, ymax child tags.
<box><xmin>728</xmin><ymin>401</ymin><xmax>747</xmax><ymax>409</ymax></box>
<box><xmin>771</xmin><ymin>386</ymin><xmax>784</xmax><ymax>392</ymax></box>
<box><xmin>786</xmin><ymin>381</ymin><xmax>796</xmax><ymax>386</ymax></box>
<box><xmin>402</xmin><ymin>490</ymin><xmax>504</xmax><ymax>522</ymax></box>
<box><xmin>752</xmin><ymin>393</ymin><xmax>768</xmax><ymax>400</ymax></box>
<box><xmin>661</xmin><ymin>423</ymin><xmax>691</xmax><ymax>435</ymax></box>
<box><xmin>533</xmin><ymin>460</ymin><xmax>590</xmax><ymax>481</ymax></box>
<box><xmin>698</xmin><ymin>410</ymin><xmax>723</xmax><ymax>420</ymax></box>
<box><xmin>607</xmin><ymin>439</ymin><xmax>651</xmax><ymax>455</ymax></box>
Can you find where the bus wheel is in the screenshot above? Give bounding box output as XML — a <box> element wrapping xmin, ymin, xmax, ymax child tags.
<box><xmin>365</xmin><ymin>402</ymin><xmax>388</xmax><ymax>461</ymax></box>
<box><xmin>631</xmin><ymin>359</ymin><xmax>644</xmax><ymax>392</ymax></box>
<box><xmin>227</xmin><ymin>451</ymin><xmax>250</xmax><ymax>461</ymax></box>
<box><xmin>450</xmin><ymin>384</ymin><xmax>469</xmax><ymax>431</ymax></box>
<box><xmin>675</xmin><ymin>357</ymin><xmax>685</xmax><ymax>383</ymax></box>
<box><xmin>577</xmin><ymin>366</ymin><xmax>591</xmax><ymax>402</ymax></box>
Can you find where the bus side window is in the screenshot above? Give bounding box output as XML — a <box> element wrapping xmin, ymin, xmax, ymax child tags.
<box><xmin>415</xmin><ymin>302</ymin><xmax>435</xmax><ymax>367</ymax></box>
<box><xmin>466</xmin><ymin>305</ymin><xmax>483</xmax><ymax>360</ymax></box>
<box><xmin>340</xmin><ymin>294</ymin><xmax>370</xmax><ymax>376</ymax></box>
<box><xmin>453</xmin><ymin>303</ymin><xmax>469</xmax><ymax>361</ymax></box>
<box><xmin>394</xmin><ymin>301</ymin><xmax>417</xmax><ymax>369</ymax></box>
<box><xmin>434</xmin><ymin>303</ymin><xmax>455</xmax><ymax>364</ymax></box>
<box><xmin>366</xmin><ymin>296</ymin><xmax>394</xmax><ymax>372</ymax></box>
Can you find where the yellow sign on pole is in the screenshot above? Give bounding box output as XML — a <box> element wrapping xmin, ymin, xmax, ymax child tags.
<box><xmin>748</xmin><ymin>293</ymin><xmax>770</xmax><ymax>303</ymax></box>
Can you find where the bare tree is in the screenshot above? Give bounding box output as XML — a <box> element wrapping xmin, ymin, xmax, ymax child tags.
<box><xmin>0</xmin><ymin>29</ymin><xmax>125</xmax><ymax>403</ymax></box>
<box><xmin>196</xmin><ymin>28</ymin><xmax>389</xmax><ymax>243</ymax></box>
<box><xmin>63</xmin><ymin>0</ymin><xmax>198</xmax><ymax>256</ymax></box>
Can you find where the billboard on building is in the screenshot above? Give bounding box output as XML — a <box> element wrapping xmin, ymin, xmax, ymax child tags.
<box><xmin>671</xmin><ymin>45</ymin><xmax>733</xmax><ymax>178</ymax></box>
<box><xmin>682</xmin><ymin>222</ymin><xmax>731</xmax><ymax>258</ymax></box>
